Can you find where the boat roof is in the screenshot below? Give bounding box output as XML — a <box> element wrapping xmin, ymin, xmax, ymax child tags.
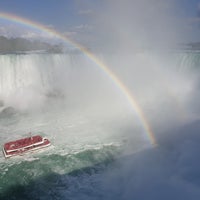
<box><xmin>4</xmin><ymin>135</ymin><xmax>43</xmax><ymax>151</ymax></box>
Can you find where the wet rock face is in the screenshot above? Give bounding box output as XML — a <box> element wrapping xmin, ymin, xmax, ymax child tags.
<box><xmin>1</xmin><ymin>106</ymin><xmax>17</xmax><ymax>117</ymax></box>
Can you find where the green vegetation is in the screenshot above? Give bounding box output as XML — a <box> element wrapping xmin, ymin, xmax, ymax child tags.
<box><xmin>0</xmin><ymin>36</ymin><xmax>63</xmax><ymax>54</ymax></box>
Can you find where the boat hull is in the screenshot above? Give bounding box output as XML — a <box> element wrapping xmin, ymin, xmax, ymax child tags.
<box><xmin>3</xmin><ymin>135</ymin><xmax>51</xmax><ymax>158</ymax></box>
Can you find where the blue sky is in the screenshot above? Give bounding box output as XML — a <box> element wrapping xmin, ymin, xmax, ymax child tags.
<box><xmin>0</xmin><ymin>0</ymin><xmax>80</xmax><ymax>28</ymax></box>
<box><xmin>0</xmin><ymin>0</ymin><xmax>199</xmax><ymax>45</ymax></box>
<box><xmin>0</xmin><ymin>0</ymin><xmax>97</xmax><ymax>44</ymax></box>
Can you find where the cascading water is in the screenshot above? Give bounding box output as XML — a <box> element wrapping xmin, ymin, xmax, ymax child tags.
<box><xmin>0</xmin><ymin>54</ymin><xmax>75</xmax><ymax>110</ymax></box>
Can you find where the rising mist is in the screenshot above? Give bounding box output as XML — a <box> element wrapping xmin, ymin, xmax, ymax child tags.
<box><xmin>1</xmin><ymin>0</ymin><xmax>200</xmax><ymax>199</ymax></box>
<box><xmin>82</xmin><ymin>0</ymin><xmax>200</xmax><ymax>199</ymax></box>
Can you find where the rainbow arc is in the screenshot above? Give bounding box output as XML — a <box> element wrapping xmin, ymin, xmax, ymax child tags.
<box><xmin>0</xmin><ymin>12</ymin><xmax>157</xmax><ymax>146</ymax></box>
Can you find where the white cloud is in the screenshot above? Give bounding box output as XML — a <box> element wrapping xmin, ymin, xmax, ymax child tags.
<box><xmin>78</xmin><ymin>9</ymin><xmax>93</xmax><ymax>15</ymax></box>
<box><xmin>73</xmin><ymin>24</ymin><xmax>92</xmax><ymax>31</ymax></box>
<box><xmin>63</xmin><ymin>31</ymin><xmax>77</xmax><ymax>37</ymax></box>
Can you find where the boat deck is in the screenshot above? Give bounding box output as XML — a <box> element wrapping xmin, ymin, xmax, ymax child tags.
<box><xmin>4</xmin><ymin>135</ymin><xmax>43</xmax><ymax>151</ymax></box>
<box><xmin>3</xmin><ymin>135</ymin><xmax>51</xmax><ymax>158</ymax></box>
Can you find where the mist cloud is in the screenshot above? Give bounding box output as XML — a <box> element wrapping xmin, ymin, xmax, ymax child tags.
<box><xmin>81</xmin><ymin>1</ymin><xmax>200</xmax><ymax>199</ymax></box>
<box><xmin>98</xmin><ymin>120</ymin><xmax>200</xmax><ymax>200</ymax></box>
<box><xmin>86</xmin><ymin>0</ymin><xmax>187</xmax><ymax>51</ymax></box>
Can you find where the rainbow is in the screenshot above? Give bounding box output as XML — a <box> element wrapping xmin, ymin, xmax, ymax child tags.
<box><xmin>0</xmin><ymin>12</ymin><xmax>157</xmax><ymax>146</ymax></box>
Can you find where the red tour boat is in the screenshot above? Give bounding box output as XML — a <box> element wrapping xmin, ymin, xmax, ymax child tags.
<box><xmin>3</xmin><ymin>134</ymin><xmax>51</xmax><ymax>158</ymax></box>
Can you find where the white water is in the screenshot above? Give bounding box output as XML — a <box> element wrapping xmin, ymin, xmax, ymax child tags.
<box><xmin>0</xmin><ymin>52</ymin><xmax>198</xmax><ymax>153</ymax></box>
<box><xmin>0</xmin><ymin>52</ymin><xmax>200</xmax><ymax>199</ymax></box>
<box><xmin>0</xmin><ymin>53</ymin><xmax>149</xmax><ymax>162</ymax></box>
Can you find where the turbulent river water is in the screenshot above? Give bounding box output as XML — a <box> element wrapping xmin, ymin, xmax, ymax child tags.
<box><xmin>0</xmin><ymin>51</ymin><xmax>200</xmax><ymax>199</ymax></box>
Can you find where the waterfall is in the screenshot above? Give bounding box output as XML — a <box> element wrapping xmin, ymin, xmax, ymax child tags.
<box><xmin>0</xmin><ymin>53</ymin><xmax>93</xmax><ymax>110</ymax></box>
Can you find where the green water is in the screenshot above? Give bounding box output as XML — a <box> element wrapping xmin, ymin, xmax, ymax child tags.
<box><xmin>0</xmin><ymin>145</ymin><xmax>120</xmax><ymax>199</ymax></box>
